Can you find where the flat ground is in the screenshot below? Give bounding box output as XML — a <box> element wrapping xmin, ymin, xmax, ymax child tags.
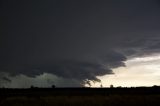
<box><xmin>0</xmin><ymin>87</ymin><xmax>160</xmax><ymax>106</ymax></box>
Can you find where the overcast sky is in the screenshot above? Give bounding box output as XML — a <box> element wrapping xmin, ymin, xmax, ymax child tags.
<box><xmin>1</xmin><ymin>0</ymin><xmax>160</xmax><ymax>87</ymax></box>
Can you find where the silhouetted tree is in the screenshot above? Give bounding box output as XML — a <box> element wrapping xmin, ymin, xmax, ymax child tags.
<box><xmin>52</xmin><ymin>85</ymin><xmax>56</xmax><ymax>88</ymax></box>
<box><xmin>30</xmin><ymin>85</ymin><xmax>34</xmax><ymax>89</ymax></box>
<box><xmin>117</xmin><ymin>86</ymin><xmax>122</xmax><ymax>88</ymax></box>
<box><xmin>30</xmin><ymin>85</ymin><xmax>38</xmax><ymax>89</ymax></box>
<box><xmin>100</xmin><ymin>84</ymin><xmax>103</xmax><ymax>88</ymax></box>
<box><xmin>110</xmin><ymin>84</ymin><xmax>114</xmax><ymax>88</ymax></box>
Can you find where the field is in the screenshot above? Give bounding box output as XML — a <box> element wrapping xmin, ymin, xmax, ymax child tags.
<box><xmin>0</xmin><ymin>87</ymin><xmax>160</xmax><ymax>106</ymax></box>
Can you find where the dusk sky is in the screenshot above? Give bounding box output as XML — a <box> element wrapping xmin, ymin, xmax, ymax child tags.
<box><xmin>1</xmin><ymin>0</ymin><xmax>160</xmax><ymax>87</ymax></box>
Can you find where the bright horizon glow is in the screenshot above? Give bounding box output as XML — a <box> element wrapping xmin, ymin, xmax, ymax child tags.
<box><xmin>92</xmin><ymin>54</ymin><xmax>160</xmax><ymax>87</ymax></box>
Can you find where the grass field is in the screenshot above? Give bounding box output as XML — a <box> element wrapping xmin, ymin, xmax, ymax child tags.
<box><xmin>0</xmin><ymin>87</ymin><xmax>160</xmax><ymax>106</ymax></box>
<box><xmin>1</xmin><ymin>95</ymin><xmax>160</xmax><ymax>106</ymax></box>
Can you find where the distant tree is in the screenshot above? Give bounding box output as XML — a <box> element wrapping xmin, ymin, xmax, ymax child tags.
<box><xmin>153</xmin><ymin>85</ymin><xmax>159</xmax><ymax>89</ymax></box>
<box><xmin>30</xmin><ymin>85</ymin><xmax>38</xmax><ymax>89</ymax></box>
<box><xmin>100</xmin><ymin>84</ymin><xmax>103</xmax><ymax>88</ymax></box>
<box><xmin>110</xmin><ymin>84</ymin><xmax>114</xmax><ymax>88</ymax></box>
<box><xmin>30</xmin><ymin>85</ymin><xmax>34</xmax><ymax>89</ymax></box>
<box><xmin>153</xmin><ymin>85</ymin><xmax>158</xmax><ymax>87</ymax></box>
<box><xmin>52</xmin><ymin>85</ymin><xmax>56</xmax><ymax>88</ymax></box>
<box><xmin>117</xmin><ymin>86</ymin><xmax>122</xmax><ymax>88</ymax></box>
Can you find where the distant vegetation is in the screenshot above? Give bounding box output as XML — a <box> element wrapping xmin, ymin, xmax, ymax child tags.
<box><xmin>1</xmin><ymin>95</ymin><xmax>160</xmax><ymax>106</ymax></box>
<box><xmin>0</xmin><ymin>86</ymin><xmax>160</xmax><ymax>106</ymax></box>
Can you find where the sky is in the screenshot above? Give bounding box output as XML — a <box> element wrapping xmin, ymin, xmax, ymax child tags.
<box><xmin>1</xmin><ymin>0</ymin><xmax>160</xmax><ymax>87</ymax></box>
<box><xmin>93</xmin><ymin>54</ymin><xmax>160</xmax><ymax>87</ymax></box>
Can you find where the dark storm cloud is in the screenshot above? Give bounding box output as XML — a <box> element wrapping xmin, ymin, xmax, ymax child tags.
<box><xmin>1</xmin><ymin>57</ymin><xmax>118</xmax><ymax>83</ymax></box>
<box><xmin>117</xmin><ymin>35</ymin><xmax>160</xmax><ymax>57</ymax></box>
<box><xmin>0</xmin><ymin>50</ymin><xmax>125</xmax><ymax>86</ymax></box>
<box><xmin>1</xmin><ymin>0</ymin><xmax>160</xmax><ymax>86</ymax></box>
<box><xmin>99</xmin><ymin>50</ymin><xmax>127</xmax><ymax>68</ymax></box>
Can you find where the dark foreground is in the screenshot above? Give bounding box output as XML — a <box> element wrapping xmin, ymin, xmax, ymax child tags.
<box><xmin>0</xmin><ymin>87</ymin><xmax>160</xmax><ymax>106</ymax></box>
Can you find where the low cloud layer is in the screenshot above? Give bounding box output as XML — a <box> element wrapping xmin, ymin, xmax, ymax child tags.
<box><xmin>1</xmin><ymin>51</ymin><xmax>126</xmax><ymax>86</ymax></box>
